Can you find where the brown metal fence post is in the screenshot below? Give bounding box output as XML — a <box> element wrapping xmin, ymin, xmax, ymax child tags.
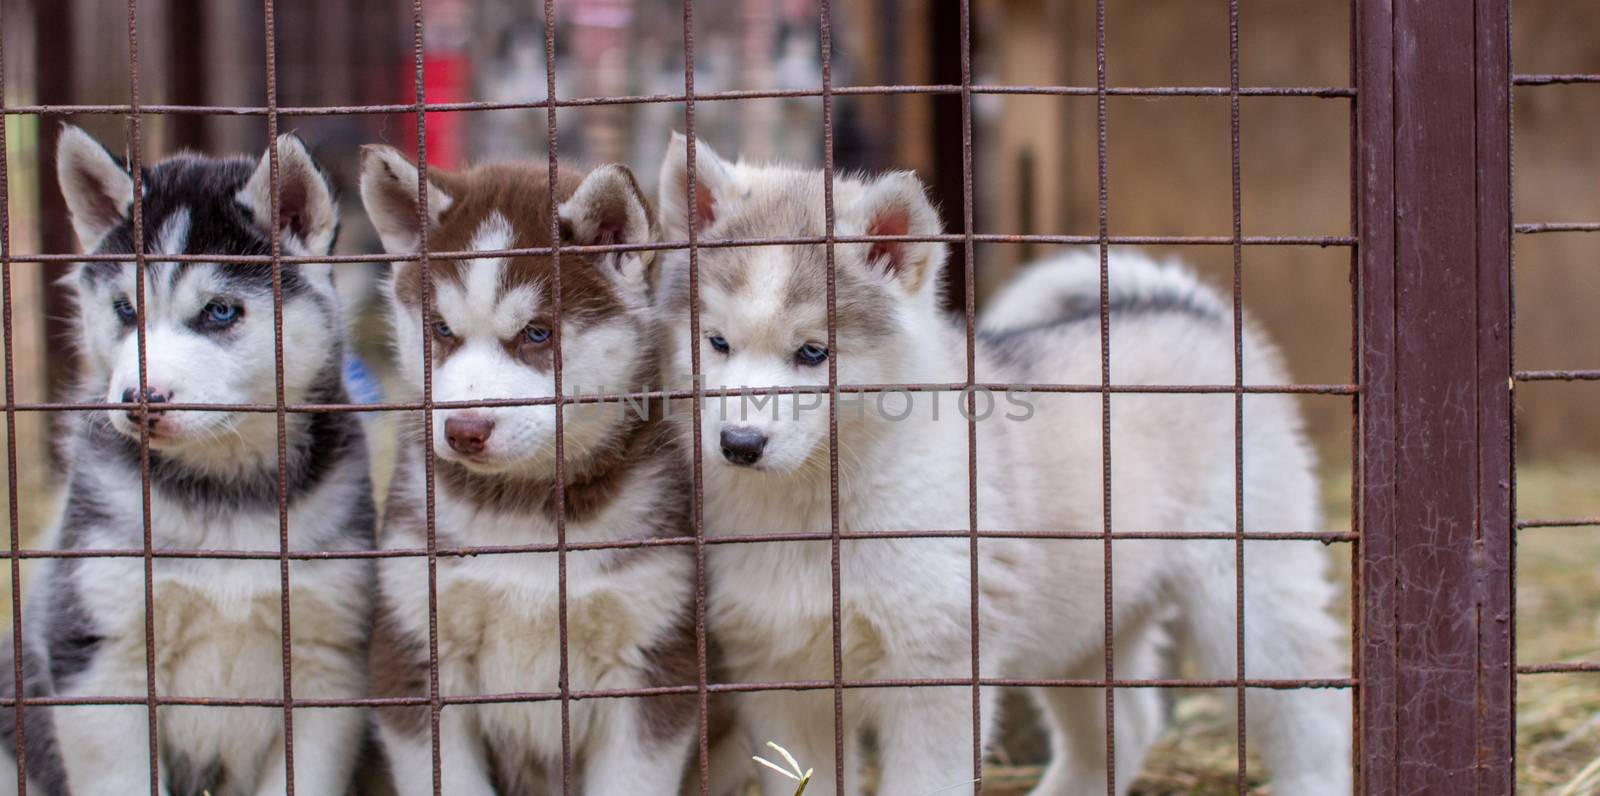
<box><xmin>1357</xmin><ymin>0</ymin><xmax>1515</xmax><ymax>792</ymax></box>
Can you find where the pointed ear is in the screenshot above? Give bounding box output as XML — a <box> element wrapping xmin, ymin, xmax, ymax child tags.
<box><xmin>559</xmin><ymin>164</ymin><xmax>656</xmax><ymax>297</ymax></box>
<box><xmin>358</xmin><ymin>144</ymin><xmax>454</xmax><ymax>254</ymax></box>
<box><xmin>854</xmin><ymin>171</ymin><xmax>945</xmax><ymax>292</ymax></box>
<box><xmin>237</xmin><ymin>134</ymin><xmax>339</xmax><ymax>255</ymax></box>
<box><xmin>657</xmin><ymin>131</ymin><xmax>735</xmax><ymax>240</ymax></box>
<box><xmin>56</xmin><ymin>125</ymin><xmax>135</xmax><ymax>252</ymax></box>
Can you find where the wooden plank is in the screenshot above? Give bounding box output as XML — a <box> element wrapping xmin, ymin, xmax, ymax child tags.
<box><xmin>1359</xmin><ymin>0</ymin><xmax>1515</xmax><ymax>790</ymax></box>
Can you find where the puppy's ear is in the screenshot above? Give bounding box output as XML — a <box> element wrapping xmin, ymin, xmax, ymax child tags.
<box><xmin>852</xmin><ymin>171</ymin><xmax>945</xmax><ymax>293</ymax></box>
<box><xmin>657</xmin><ymin>131</ymin><xmax>735</xmax><ymax>241</ymax></box>
<box><xmin>358</xmin><ymin>144</ymin><xmax>454</xmax><ymax>255</ymax></box>
<box><xmin>559</xmin><ymin>164</ymin><xmax>655</xmax><ymax>299</ymax></box>
<box><xmin>56</xmin><ymin>125</ymin><xmax>135</xmax><ymax>252</ymax></box>
<box><xmin>238</xmin><ymin>134</ymin><xmax>339</xmax><ymax>255</ymax></box>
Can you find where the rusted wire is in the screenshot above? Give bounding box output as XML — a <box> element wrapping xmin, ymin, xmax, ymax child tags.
<box><xmin>1095</xmin><ymin>0</ymin><xmax>1117</xmax><ymax>790</ymax></box>
<box><xmin>7</xmin><ymin>232</ymin><xmax>1357</xmax><ymax>265</ymax></box>
<box><xmin>0</xmin><ymin>528</ymin><xmax>1356</xmax><ymax>563</ymax></box>
<box><xmin>1228</xmin><ymin>0</ymin><xmax>1249</xmax><ymax>790</ymax></box>
<box><xmin>819</xmin><ymin>1</ymin><xmax>849</xmax><ymax>791</ymax></box>
<box><xmin>119</xmin><ymin>1</ymin><xmax>165</xmax><ymax>791</ymax></box>
<box><xmin>402</xmin><ymin>2</ymin><xmax>444</xmax><ymax>792</ymax></box>
<box><xmin>1512</xmin><ymin>73</ymin><xmax>1600</xmax><ymax>86</ymax></box>
<box><xmin>0</xmin><ymin>674</ymin><xmax>1355</xmax><ymax>713</ymax></box>
<box><xmin>959</xmin><ymin>0</ymin><xmax>985</xmax><ymax>790</ymax></box>
<box><xmin>679</xmin><ymin>0</ymin><xmax>713</xmax><ymax>791</ymax></box>
<box><xmin>540</xmin><ymin>0</ymin><xmax>576</xmax><ymax>789</ymax></box>
<box><xmin>0</xmin><ymin>83</ymin><xmax>1354</xmax><ymax>118</ymax></box>
<box><xmin>4</xmin><ymin>3</ymin><xmax>1388</xmax><ymax>793</ymax></box>
<box><xmin>0</xmin><ymin>1</ymin><xmax>24</xmax><ymax>790</ymax></box>
<box><xmin>262</xmin><ymin>0</ymin><xmax>301</xmax><ymax>790</ymax></box>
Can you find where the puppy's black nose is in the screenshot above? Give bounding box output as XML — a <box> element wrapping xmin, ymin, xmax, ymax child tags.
<box><xmin>121</xmin><ymin>387</ymin><xmax>170</xmax><ymax>405</ymax></box>
<box><xmin>720</xmin><ymin>427</ymin><xmax>767</xmax><ymax>466</ymax></box>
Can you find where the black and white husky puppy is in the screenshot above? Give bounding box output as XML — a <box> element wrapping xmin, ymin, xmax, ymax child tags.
<box><xmin>360</xmin><ymin>147</ymin><xmax>722</xmax><ymax>795</ymax></box>
<box><xmin>0</xmin><ymin>126</ymin><xmax>375</xmax><ymax>795</ymax></box>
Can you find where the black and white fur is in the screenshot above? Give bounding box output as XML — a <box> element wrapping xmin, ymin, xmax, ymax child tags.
<box><xmin>1</xmin><ymin>126</ymin><xmax>375</xmax><ymax>795</ymax></box>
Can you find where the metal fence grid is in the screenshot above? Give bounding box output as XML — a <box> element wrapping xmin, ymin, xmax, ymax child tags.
<box><xmin>0</xmin><ymin>0</ymin><xmax>1569</xmax><ymax>794</ymax></box>
<box><xmin>1510</xmin><ymin>83</ymin><xmax>1600</xmax><ymax>663</ymax></box>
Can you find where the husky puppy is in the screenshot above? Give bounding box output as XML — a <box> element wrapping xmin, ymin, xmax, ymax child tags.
<box><xmin>653</xmin><ymin>134</ymin><xmax>1351</xmax><ymax>796</ymax></box>
<box><xmin>0</xmin><ymin>127</ymin><xmax>376</xmax><ymax>796</ymax></box>
<box><xmin>360</xmin><ymin>147</ymin><xmax>712</xmax><ymax>795</ymax></box>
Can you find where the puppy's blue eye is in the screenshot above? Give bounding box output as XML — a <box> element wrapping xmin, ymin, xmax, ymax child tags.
<box><xmin>524</xmin><ymin>325</ymin><xmax>552</xmax><ymax>344</ymax></box>
<box><xmin>708</xmin><ymin>335</ymin><xmax>730</xmax><ymax>354</ymax></box>
<box><xmin>796</xmin><ymin>343</ymin><xmax>828</xmax><ymax>366</ymax></box>
<box><xmin>200</xmin><ymin>301</ymin><xmax>241</xmax><ymax>327</ymax></box>
<box><xmin>112</xmin><ymin>297</ymin><xmax>137</xmax><ymax>325</ymax></box>
<box><xmin>431</xmin><ymin>319</ymin><xmax>454</xmax><ymax>339</ymax></box>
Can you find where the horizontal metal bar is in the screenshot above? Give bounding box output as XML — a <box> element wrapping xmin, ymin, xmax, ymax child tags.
<box><xmin>1516</xmin><ymin>662</ymin><xmax>1600</xmax><ymax>674</ymax></box>
<box><xmin>0</xmin><ymin>529</ymin><xmax>1356</xmax><ymax>563</ymax></box>
<box><xmin>1512</xmin><ymin>73</ymin><xmax>1600</xmax><ymax>86</ymax></box>
<box><xmin>0</xmin><ymin>83</ymin><xmax>1357</xmax><ymax>117</ymax></box>
<box><xmin>0</xmin><ymin>675</ymin><xmax>1358</xmax><ymax>710</ymax></box>
<box><xmin>1513</xmin><ymin>222</ymin><xmax>1600</xmax><ymax>234</ymax></box>
<box><xmin>6</xmin><ymin>233</ymin><xmax>1358</xmax><ymax>265</ymax></box>
<box><xmin>1515</xmin><ymin>517</ymin><xmax>1600</xmax><ymax>529</ymax></box>
<box><xmin>1514</xmin><ymin>369</ymin><xmax>1600</xmax><ymax>381</ymax></box>
<box><xmin>5</xmin><ymin>381</ymin><xmax>1360</xmax><ymax>415</ymax></box>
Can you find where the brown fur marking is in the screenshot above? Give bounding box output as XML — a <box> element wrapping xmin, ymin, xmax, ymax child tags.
<box><xmin>368</xmin><ymin>604</ymin><xmax>431</xmax><ymax>738</ymax></box>
<box><xmin>390</xmin><ymin>163</ymin><xmax>629</xmax><ymax>357</ymax></box>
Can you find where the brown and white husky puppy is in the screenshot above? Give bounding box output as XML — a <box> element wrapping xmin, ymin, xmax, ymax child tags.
<box><xmin>360</xmin><ymin>147</ymin><xmax>713</xmax><ymax>795</ymax></box>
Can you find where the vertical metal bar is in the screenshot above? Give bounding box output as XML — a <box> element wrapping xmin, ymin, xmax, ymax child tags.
<box><xmin>1504</xmin><ymin>4</ymin><xmax>1521</xmax><ymax>785</ymax></box>
<box><xmin>957</xmin><ymin>0</ymin><xmax>982</xmax><ymax>791</ymax></box>
<box><xmin>541</xmin><ymin>2</ymin><xmax>574</xmax><ymax>792</ymax></box>
<box><xmin>0</xmin><ymin>3</ymin><xmax>24</xmax><ymax>790</ymax></box>
<box><xmin>678</xmin><ymin>0</ymin><xmax>713</xmax><ymax>792</ymax></box>
<box><xmin>1474</xmin><ymin>0</ymin><xmax>1515</xmax><ymax>787</ymax></box>
<box><xmin>816</xmin><ymin>2</ymin><xmax>846</xmax><ymax>792</ymax></box>
<box><xmin>1227</xmin><ymin>0</ymin><xmax>1247</xmax><ymax>792</ymax></box>
<box><xmin>261</xmin><ymin>1</ymin><xmax>297</xmax><ymax>791</ymax></box>
<box><xmin>1347</xmin><ymin>0</ymin><xmax>1364</xmax><ymax>784</ymax></box>
<box><xmin>1357</xmin><ymin>0</ymin><xmax>1515</xmax><ymax>790</ymax></box>
<box><xmin>405</xmin><ymin>2</ymin><xmax>442</xmax><ymax>793</ymax></box>
<box><xmin>123</xmin><ymin>1</ymin><xmax>163</xmax><ymax>791</ymax></box>
<box><xmin>1356</xmin><ymin>0</ymin><xmax>1398</xmax><ymax>788</ymax></box>
<box><xmin>1094</xmin><ymin>0</ymin><xmax>1116</xmax><ymax>792</ymax></box>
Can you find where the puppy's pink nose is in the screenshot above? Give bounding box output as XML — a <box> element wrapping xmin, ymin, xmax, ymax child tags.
<box><xmin>444</xmin><ymin>415</ymin><xmax>494</xmax><ymax>455</ymax></box>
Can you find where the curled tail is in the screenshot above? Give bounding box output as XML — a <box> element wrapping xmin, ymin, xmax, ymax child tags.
<box><xmin>979</xmin><ymin>248</ymin><xmax>1229</xmax><ymax>334</ymax></box>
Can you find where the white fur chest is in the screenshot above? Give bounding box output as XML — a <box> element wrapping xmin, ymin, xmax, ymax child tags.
<box><xmin>379</xmin><ymin>494</ymin><xmax>693</xmax><ymax>760</ymax></box>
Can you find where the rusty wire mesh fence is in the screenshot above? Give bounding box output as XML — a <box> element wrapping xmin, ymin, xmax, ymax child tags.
<box><xmin>0</xmin><ymin>0</ymin><xmax>1587</xmax><ymax>793</ymax></box>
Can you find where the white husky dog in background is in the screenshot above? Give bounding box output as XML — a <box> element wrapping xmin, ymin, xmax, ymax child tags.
<box><xmin>653</xmin><ymin>133</ymin><xmax>1350</xmax><ymax>796</ymax></box>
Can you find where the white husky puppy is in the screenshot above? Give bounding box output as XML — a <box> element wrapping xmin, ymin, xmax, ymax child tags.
<box><xmin>653</xmin><ymin>134</ymin><xmax>1351</xmax><ymax>796</ymax></box>
<box><xmin>360</xmin><ymin>147</ymin><xmax>725</xmax><ymax>795</ymax></box>
<box><xmin>0</xmin><ymin>127</ymin><xmax>375</xmax><ymax>796</ymax></box>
